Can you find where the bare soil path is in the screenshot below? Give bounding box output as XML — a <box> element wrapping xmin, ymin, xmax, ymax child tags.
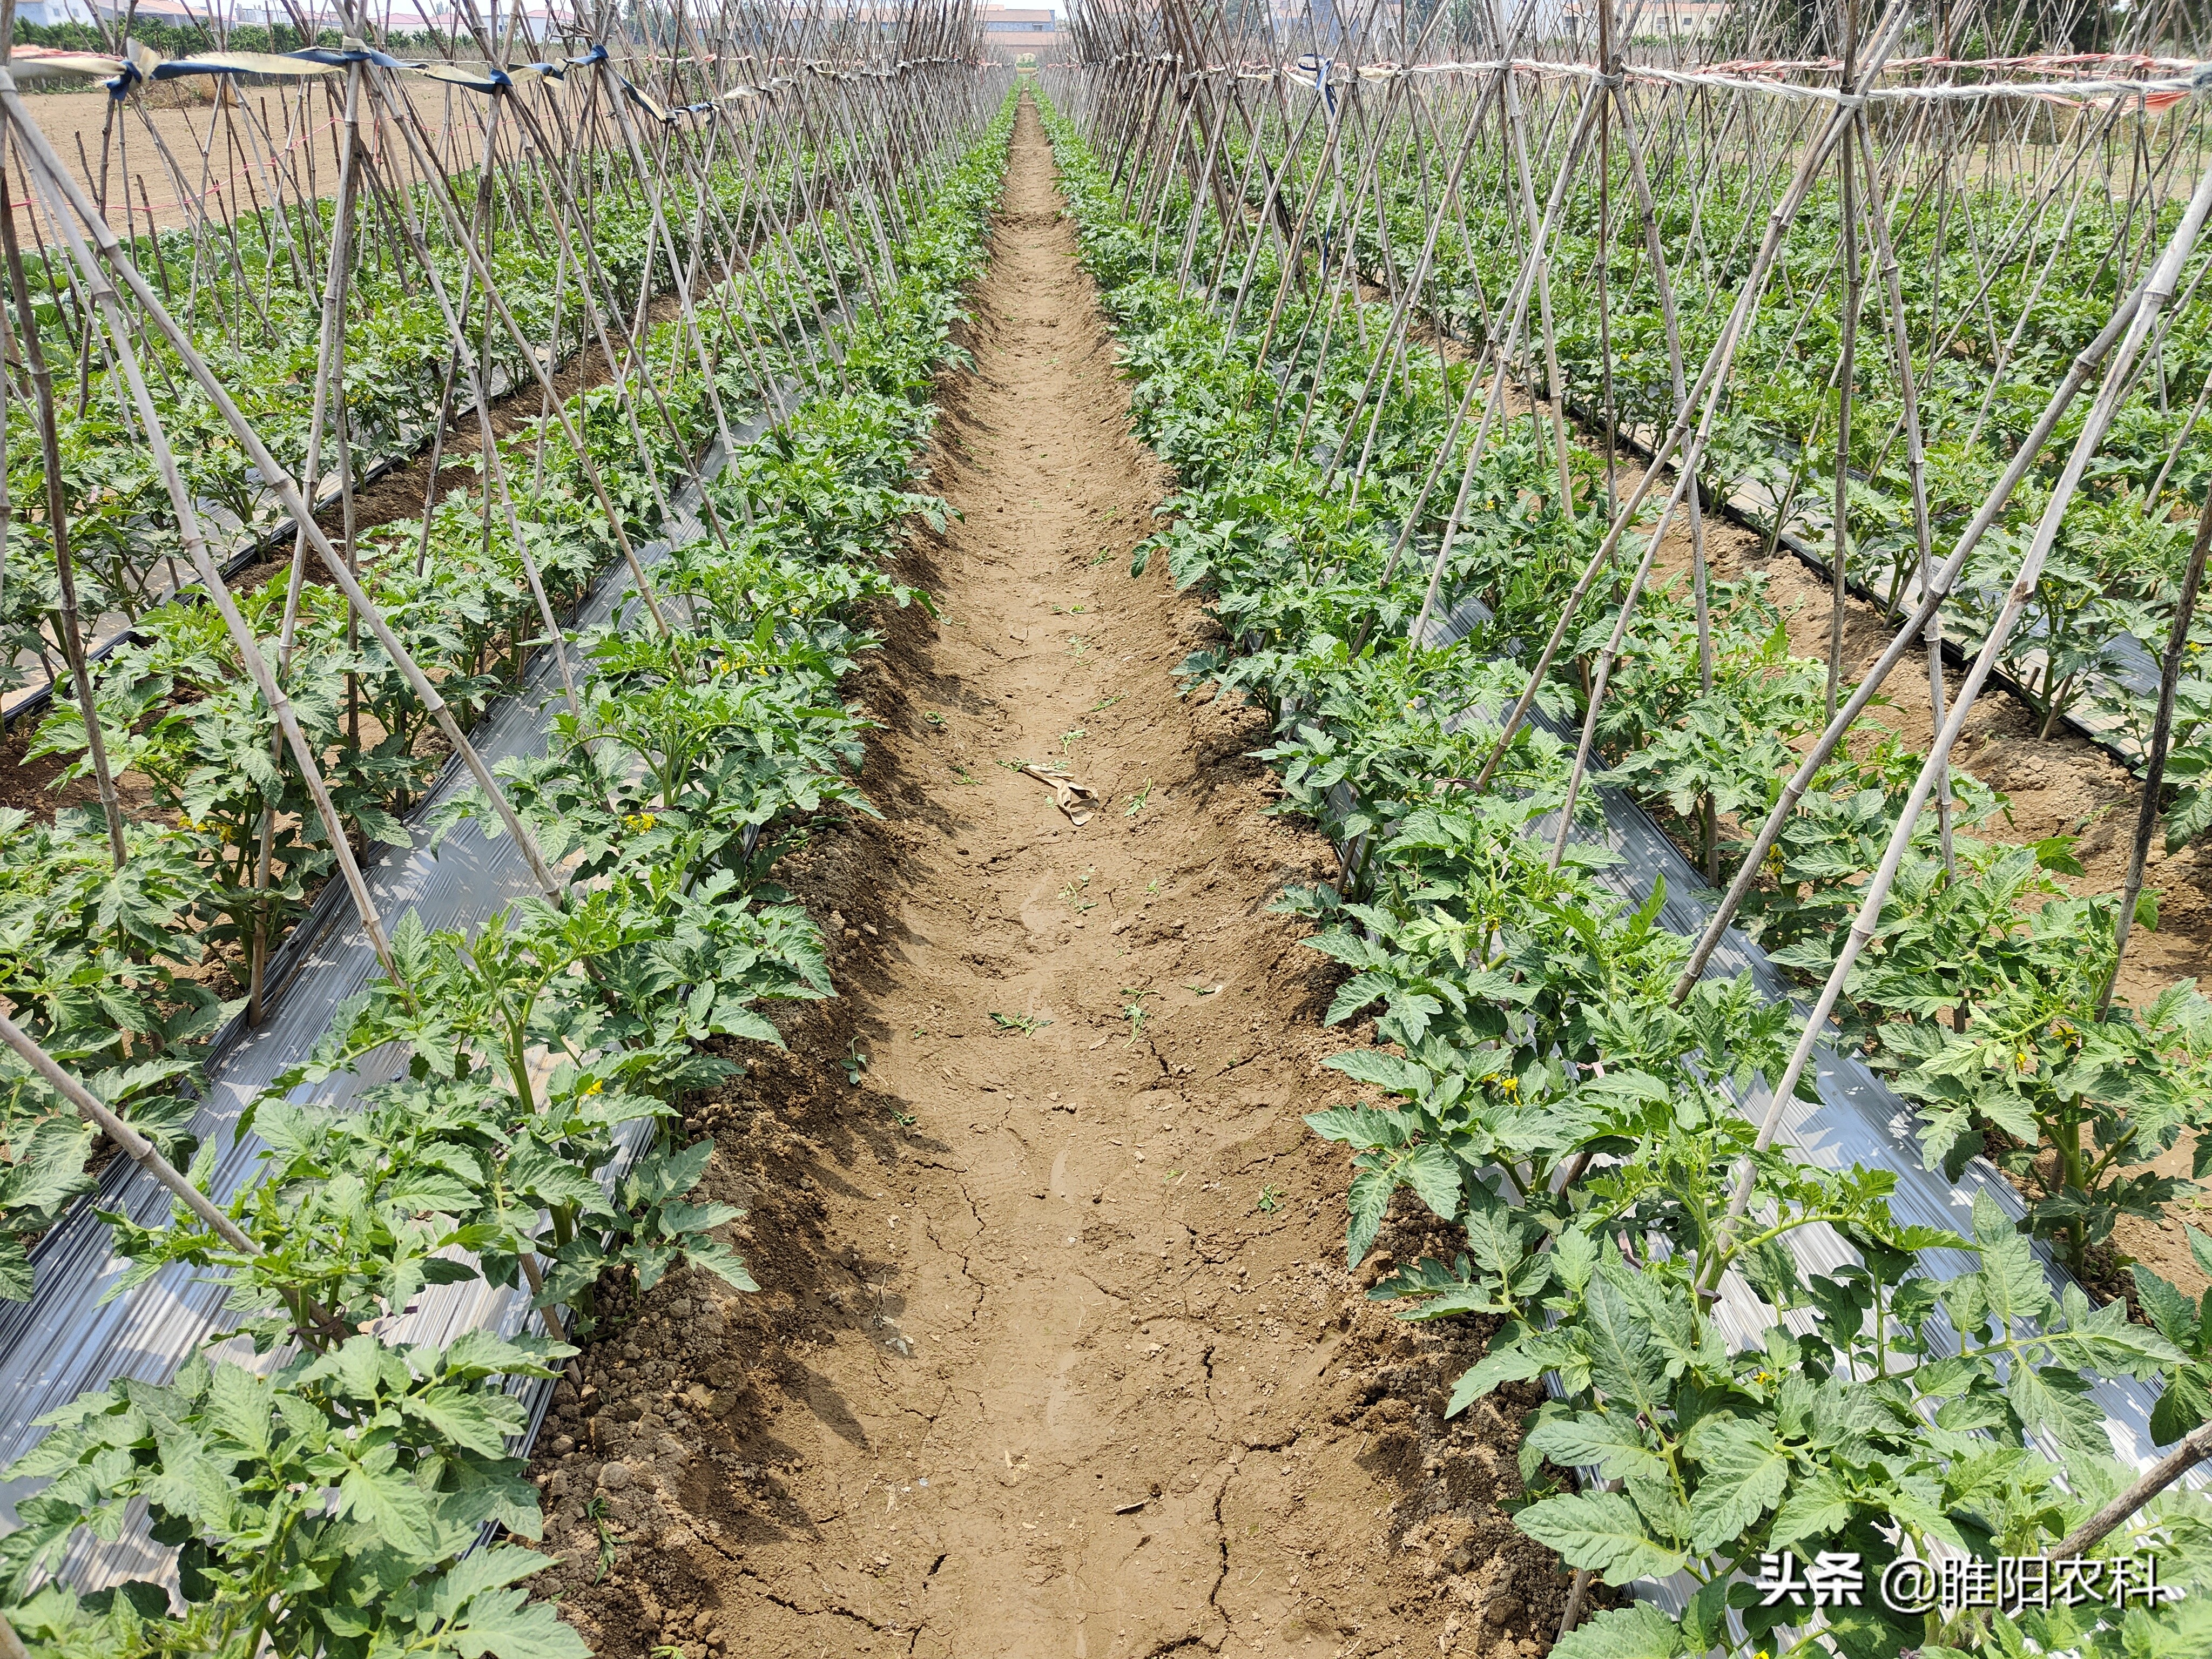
<box><xmin>527</xmin><ymin>98</ymin><xmax>1566</xmax><ymax>1659</ymax></box>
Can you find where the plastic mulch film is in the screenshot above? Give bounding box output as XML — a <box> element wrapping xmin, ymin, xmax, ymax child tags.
<box><xmin>3</xmin><ymin>352</ymin><xmax>545</xmax><ymax>728</ymax></box>
<box><xmin>0</xmin><ymin>389</ymin><xmax>778</xmax><ymax>1588</ymax></box>
<box><xmin>1381</xmin><ymin>597</ymin><xmax>2208</xmax><ymax>1615</ymax></box>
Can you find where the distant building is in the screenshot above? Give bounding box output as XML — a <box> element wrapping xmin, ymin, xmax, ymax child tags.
<box><xmin>90</xmin><ymin>0</ymin><xmax>219</xmax><ymax>26</ymax></box>
<box><xmin>18</xmin><ymin>0</ymin><xmax>97</xmax><ymax>23</ymax></box>
<box><xmin>980</xmin><ymin>4</ymin><xmax>1062</xmax><ymax>61</ymax></box>
<box><xmin>1558</xmin><ymin>0</ymin><xmax>1735</xmax><ymax>42</ymax></box>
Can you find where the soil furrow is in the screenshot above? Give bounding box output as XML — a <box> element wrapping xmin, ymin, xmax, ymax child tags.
<box><xmin>528</xmin><ymin>97</ymin><xmax>1566</xmax><ymax>1659</ymax></box>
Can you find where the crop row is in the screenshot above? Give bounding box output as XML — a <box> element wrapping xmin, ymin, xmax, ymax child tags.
<box><xmin>0</xmin><ymin>91</ymin><xmax>902</xmax><ymax>1282</ymax></box>
<box><xmin>1042</xmin><ymin>87</ymin><xmax>2212</xmax><ymax>1659</ymax></box>
<box><xmin>1193</xmin><ymin>94</ymin><xmax>2212</xmax><ymax>770</ymax></box>
<box><xmin>1104</xmin><ymin>80</ymin><xmax>2212</xmax><ymax>1292</ymax></box>
<box><xmin>1</xmin><ymin>89</ymin><xmax>866</xmax><ymax>660</ymax></box>
<box><xmin>0</xmin><ymin>90</ymin><xmax>1014</xmax><ymax>1654</ymax></box>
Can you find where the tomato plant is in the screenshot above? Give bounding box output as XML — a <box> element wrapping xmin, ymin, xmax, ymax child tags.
<box><xmin>1043</xmin><ymin>87</ymin><xmax>2212</xmax><ymax>1658</ymax></box>
<box><xmin>0</xmin><ymin>89</ymin><xmax>1017</xmax><ymax>1650</ymax></box>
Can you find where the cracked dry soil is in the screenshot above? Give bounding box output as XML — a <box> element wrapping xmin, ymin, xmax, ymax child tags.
<box><xmin>527</xmin><ymin>100</ymin><xmax>1568</xmax><ymax>1659</ymax></box>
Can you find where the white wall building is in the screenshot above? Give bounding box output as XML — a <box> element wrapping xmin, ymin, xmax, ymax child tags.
<box><xmin>18</xmin><ymin>0</ymin><xmax>99</xmax><ymax>25</ymax></box>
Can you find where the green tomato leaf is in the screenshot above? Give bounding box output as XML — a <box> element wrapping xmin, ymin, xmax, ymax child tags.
<box><xmin>1682</xmin><ymin>1415</ymin><xmax>1790</xmax><ymax>1553</ymax></box>
<box><xmin>1515</xmin><ymin>1491</ymin><xmax>1687</xmax><ymax>1585</ymax></box>
<box><xmin>1523</xmin><ymin>1410</ymin><xmax>1666</xmax><ymax>1483</ymax></box>
<box><xmin>442</xmin><ymin>1586</ymin><xmax>592</xmax><ymax>1659</ymax></box>
<box><xmin>1447</xmin><ymin>1344</ymin><xmax>1548</xmax><ymax>1415</ymax></box>
<box><xmin>0</xmin><ymin>1235</ymin><xmax>33</xmax><ymax>1304</ymax></box>
<box><xmin>1766</xmin><ymin>1467</ymin><xmax>1856</xmax><ymax>1549</ymax></box>
<box><xmin>1401</xmin><ymin>1142</ymin><xmax>1463</xmax><ymax>1222</ymax></box>
<box><xmin>338</xmin><ymin>1464</ymin><xmax>437</xmax><ymax>1560</ymax></box>
<box><xmin>1345</xmin><ymin>1165</ymin><xmax>1394</xmax><ymax>1267</ymax></box>
<box><xmin>1551</xmin><ymin>1602</ymin><xmax>1684</xmax><ymax>1659</ymax></box>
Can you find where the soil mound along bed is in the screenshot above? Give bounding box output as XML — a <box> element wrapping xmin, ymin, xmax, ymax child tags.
<box><xmin>523</xmin><ymin>99</ymin><xmax>1567</xmax><ymax>1659</ymax></box>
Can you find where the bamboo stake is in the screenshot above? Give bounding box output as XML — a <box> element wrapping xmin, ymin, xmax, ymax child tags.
<box><xmin>1608</xmin><ymin>84</ymin><xmax>1718</xmax><ymax>877</ymax></box>
<box><xmin>1668</xmin><ymin>255</ymin><xmax>2176</xmax><ymax>1004</ymax></box>
<box><xmin>2100</xmin><ymin>487</ymin><xmax>2212</xmax><ymax>1016</ymax></box>
<box><xmin>0</xmin><ymin>78</ymin><xmax>568</xmax><ymax>916</ymax></box>
<box><xmin>2047</xmin><ymin>1415</ymin><xmax>2212</xmax><ymax>1562</ymax></box>
<box><xmin>1853</xmin><ymin>104</ymin><xmax>1956</xmax><ymax>878</ymax></box>
<box><xmin>1826</xmin><ymin>50</ymin><xmax>1862</xmax><ymax>726</ymax></box>
<box><xmin>0</xmin><ymin>164</ymin><xmax>127</xmax><ymax>871</ymax></box>
<box><xmin>1702</xmin><ymin>154</ymin><xmax>2212</xmax><ymax>1282</ymax></box>
<box><xmin>1490</xmin><ymin>0</ymin><xmax>1573</xmax><ymax>510</ymax></box>
<box><xmin>0</xmin><ymin>1008</ymin><xmax>258</xmax><ymax>1256</ymax></box>
<box><xmin>356</xmin><ymin>146</ymin><xmax>586</xmax><ymax>731</ymax></box>
<box><xmin>251</xmin><ymin>38</ymin><xmax>372</xmax><ymax>1028</ymax></box>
